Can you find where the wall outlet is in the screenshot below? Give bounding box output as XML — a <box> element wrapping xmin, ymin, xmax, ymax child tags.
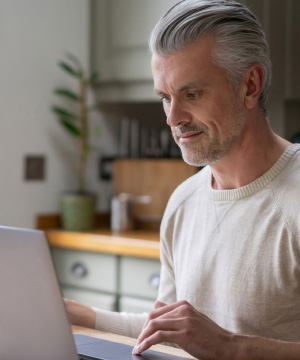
<box><xmin>99</xmin><ymin>156</ymin><xmax>115</xmax><ymax>181</ymax></box>
<box><xmin>24</xmin><ymin>155</ymin><xmax>46</xmax><ymax>181</ymax></box>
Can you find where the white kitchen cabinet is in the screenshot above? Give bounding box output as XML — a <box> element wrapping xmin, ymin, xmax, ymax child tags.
<box><xmin>51</xmin><ymin>248</ymin><xmax>118</xmax><ymax>293</ymax></box>
<box><xmin>120</xmin><ymin>256</ymin><xmax>161</xmax><ymax>300</ymax></box>
<box><xmin>91</xmin><ymin>0</ymin><xmax>178</xmax><ymax>102</ymax></box>
<box><xmin>51</xmin><ymin>247</ymin><xmax>160</xmax><ymax>313</ymax></box>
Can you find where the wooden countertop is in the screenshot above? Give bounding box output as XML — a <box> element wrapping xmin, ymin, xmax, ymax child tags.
<box><xmin>46</xmin><ymin>229</ymin><xmax>160</xmax><ymax>259</ymax></box>
<box><xmin>72</xmin><ymin>325</ymin><xmax>195</xmax><ymax>359</ymax></box>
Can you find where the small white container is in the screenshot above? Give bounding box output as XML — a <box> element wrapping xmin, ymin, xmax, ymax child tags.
<box><xmin>111</xmin><ymin>193</ymin><xmax>151</xmax><ymax>232</ymax></box>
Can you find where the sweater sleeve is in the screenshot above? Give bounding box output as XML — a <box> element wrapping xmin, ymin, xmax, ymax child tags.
<box><xmin>92</xmin><ymin>307</ymin><xmax>148</xmax><ymax>339</ymax></box>
<box><xmin>91</xmin><ymin>194</ymin><xmax>179</xmax><ymax>339</ymax></box>
<box><xmin>157</xmin><ymin>215</ymin><xmax>177</xmax><ymax>304</ymax></box>
<box><xmin>91</xmin><ymin>218</ymin><xmax>176</xmax><ymax>340</ymax></box>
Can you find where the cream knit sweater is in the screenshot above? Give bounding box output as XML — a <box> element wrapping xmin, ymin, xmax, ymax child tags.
<box><xmin>94</xmin><ymin>144</ymin><xmax>300</xmax><ymax>342</ymax></box>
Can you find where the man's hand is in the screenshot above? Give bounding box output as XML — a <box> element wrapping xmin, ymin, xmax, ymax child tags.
<box><xmin>132</xmin><ymin>300</ymin><xmax>236</xmax><ymax>359</ymax></box>
<box><xmin>63</xmin><ymin>298</ymin><xmax>96</xmax><ymax>329</ymax></box>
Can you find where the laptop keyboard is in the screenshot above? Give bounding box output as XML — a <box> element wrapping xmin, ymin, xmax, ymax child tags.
<box><xmin>78</xmin><ymin>354</ymin><xmax>105</xmax><ymax>360</ymax></box>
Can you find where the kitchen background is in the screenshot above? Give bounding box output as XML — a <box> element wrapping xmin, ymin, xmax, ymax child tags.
<box><xmin>0</xmin><ymin>0</ymin><xmax>299</xmax><ymax>229</ymax></box>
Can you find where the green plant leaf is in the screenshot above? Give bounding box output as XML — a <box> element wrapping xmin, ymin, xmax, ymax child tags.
<box><xmin>54</xmin><ymin>89</ymin><xmax>80</xmax><ymax>101</ymax></box>
<box><xmin>59</xmin><ymin>119</ymin><xmax>81</xmax><ymax>137</ymax></box>
<box><xmin>52</xmin><ymin>106</ymin><xmax>78</xmax><ymax>120</ymax></box>
<box><xmin>88</xmin><ymin>71</ymin><xmax>99</xmax><ymax>84</ymax></box>
<box><xmin>58</xmin><ymin>60</ymin><xmax>80</xmax><ymax>78</ymax></box>
<box><xmin>66</xmin><ymin>53</ymin><xmax>82</xmax><ymax>70</ymax></box>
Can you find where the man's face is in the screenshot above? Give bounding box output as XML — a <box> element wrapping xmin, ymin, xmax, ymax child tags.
<box><xmin>151</xmin><ymin>35</ymin><xmax>247</xmax><ymax>167</ymax></box>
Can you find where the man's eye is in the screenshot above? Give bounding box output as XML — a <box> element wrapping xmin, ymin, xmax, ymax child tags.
<box><xmin>187</xmin><ymin>92</ymin><xmax>198</xmax><ymax>99</ymax></box>
<box><xmin>160</xmin><ymin>96</ymin><xmax>171</xmax><ymax>103</ymax></box>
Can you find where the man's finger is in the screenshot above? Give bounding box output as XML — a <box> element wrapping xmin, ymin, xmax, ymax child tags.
<box><xmin>154</xmin><ymin>300</ymin><xmax>167</xmax><ymax>309</ymax></box>
<box><xmin>137</xmin><ymin>317</ymin><xmax>182</xmax><ymax>348</ymax></box>
<box><xmin>141</xmin><ymin>300</ymin><xmax>183</xmax><ymax>334</ymax></box>
<box><xmin>150</xmin><ymin>300</ymin><xmax>189</xmax><ymax>322</ymax></box>
<box><xmin>136</xmin><ymin>303</ymin><xmax>188</xmax><ymax>349</ymax></box>
<box><xmin>133</xmin><ymin>328</ymin><xmax>183</xmax><ymax>355</ymax></box>
<box><xmin>142</xmin><ymin>300</ymin><xmax>166</xmax><ymax>330</ymax></box>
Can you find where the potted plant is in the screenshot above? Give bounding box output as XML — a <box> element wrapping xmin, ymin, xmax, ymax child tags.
<box><xmin>52</xmin><ymin>54</ymin><xmax>99</xmax><ymax>232</ymax></box>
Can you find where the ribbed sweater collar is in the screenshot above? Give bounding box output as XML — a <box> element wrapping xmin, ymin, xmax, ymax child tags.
<box><xmin>206</xmin><ymin>144</ymin><xmax>300</xmax><ymax>201</ymax></box>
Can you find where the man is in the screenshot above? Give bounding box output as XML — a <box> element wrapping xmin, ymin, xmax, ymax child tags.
<box><xmin>65</xmin><ymin>1</ymin><xmax>300</xmax><ymax>359</ymax></box>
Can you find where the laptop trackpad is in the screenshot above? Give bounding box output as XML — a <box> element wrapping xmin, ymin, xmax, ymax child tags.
<box><xmin>74</xmin><ymin>334</ymin><xmax>191</xmax><ymax>360</ymax></box>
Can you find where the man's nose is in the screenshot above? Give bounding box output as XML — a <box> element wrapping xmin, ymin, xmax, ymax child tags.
<box><xmin>166</xmin><ymin>101</ymin><xmax>190</xmax><ymax>127</ymax></box>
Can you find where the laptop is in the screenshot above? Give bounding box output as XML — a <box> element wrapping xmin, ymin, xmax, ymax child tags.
<box><xmin>0</xmin><ymin>226</ymin><xmax>191</xmax><ymax>360</ymax></box>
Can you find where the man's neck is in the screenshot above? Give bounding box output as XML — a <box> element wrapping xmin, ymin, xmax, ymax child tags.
<box><xmin>210</xmin><ymin>121</ymin><xmax>291</xmax><ymax>190</ymax></box>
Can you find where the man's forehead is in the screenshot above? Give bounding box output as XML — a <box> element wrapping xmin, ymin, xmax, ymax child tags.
<box><xmin>151</xmin><ymin>51</ymin><xmax>216</xmax><ymax>94</ymax></box>
<box><xmin>154</xmin><ymin>80</ymin><xmax>209</xmax><ymax>96</ymax></box>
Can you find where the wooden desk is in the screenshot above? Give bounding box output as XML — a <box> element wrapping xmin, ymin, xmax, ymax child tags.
<box><xmin>72</xmin><ymin>325</ymin><xmax>196</xmax><ymax>359</ymax></box>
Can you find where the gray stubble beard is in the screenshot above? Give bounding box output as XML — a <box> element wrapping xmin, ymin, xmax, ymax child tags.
<box><xmin>172</xmin><ymin>104</ymin><xmax>246</xmax><ymax>167</ymax></box>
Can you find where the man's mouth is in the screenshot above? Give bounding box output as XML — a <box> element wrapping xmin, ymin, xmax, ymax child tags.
<box><xmin>178</xmin><ymin>131</ymin><xmax>203</xmax><ymax>143</ymax></box>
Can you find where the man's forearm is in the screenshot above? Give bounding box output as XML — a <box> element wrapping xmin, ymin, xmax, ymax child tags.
<box><xmin>64</xmin><ymin>298</ymin><xmax>96</xmax><ymax>329</ymax></box>
<box><xmin>234</xmin><ymin>334</ymin><xmax>300</xmax><ymax>360</ymax></box>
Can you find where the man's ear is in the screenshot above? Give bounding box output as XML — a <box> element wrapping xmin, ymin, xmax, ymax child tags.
<box><xmin>242</xmin><ymin>64</ymin><xmax>264</xmax><ymax>109</ymax></box>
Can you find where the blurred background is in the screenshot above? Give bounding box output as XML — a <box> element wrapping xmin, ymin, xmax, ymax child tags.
<box><xmin>0</xmin><ymin>0</ymin><xmax>299</xmax><ymax>229</ymax></box>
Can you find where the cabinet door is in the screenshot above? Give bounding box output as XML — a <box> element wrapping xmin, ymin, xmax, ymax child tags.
<box><xmin>92</xmin><ymin>0</ymin><xmax>177</xmax><ymax>81</ymax></box>
<box><xmin>62</xmin><ymin>287</ymin><xmax>117</xmax><ymax>311</ymax></box>
<box><xmin>52</xmin><ymin>248</ymin><xmax>118</xmax><ymax>293</ymax></box>
<box><xmin>91</xmin><ymin>0</ymin><xmax>178</xmax><ymax>101</ymax></box>
<box><xmin>120</xmin><ymin>256</ymin><xmax>161</xmax><ymax>300</ymax></box>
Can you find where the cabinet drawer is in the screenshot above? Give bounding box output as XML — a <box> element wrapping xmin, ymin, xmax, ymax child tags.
<box><xmin>120</xmin><ymin>257</ymin><xmax>161</xmax><ymax>300</ymax></box>
<box><xmin>62</xmin><ymin>287</ymin><xmax>117</xmax><ymax>311</ymax></box>
<box><xmin>51</xmin><ymin>248</ymin><xmax>117</xmax><ymax>293</ymax></box>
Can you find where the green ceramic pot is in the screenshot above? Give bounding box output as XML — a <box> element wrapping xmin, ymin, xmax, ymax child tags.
<box><xmin>60</xmin><ymin>192</ymin><xmax>97</xmax><ymax>232</ymax></box>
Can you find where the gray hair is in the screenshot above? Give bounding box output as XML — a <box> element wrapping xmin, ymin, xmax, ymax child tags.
<box><xmin>149</xmin><ymin>0</ymin><xmax>271</xmax><ymax>112</ymax></box>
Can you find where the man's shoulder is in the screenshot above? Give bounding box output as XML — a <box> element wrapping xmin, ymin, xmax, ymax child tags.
<box><xmin>274</xmin><ymin>144</ymin><xmax>300</xmax><ymax>191</ymax></box>
<box><xmin>271</xmin><ymin>144</ymin><xmax>300</xmax><ymax>226</ymax></box>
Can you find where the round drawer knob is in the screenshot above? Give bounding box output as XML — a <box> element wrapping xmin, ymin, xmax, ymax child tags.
<box><xmin>149</xmin><ymin>273</ymin><xmax>160</xmax><ymax>290</ymax></box>
<box><xmin>71</xmin><ymin>262</ymin><xmax>88</xmax><ymax>278</ymax></box>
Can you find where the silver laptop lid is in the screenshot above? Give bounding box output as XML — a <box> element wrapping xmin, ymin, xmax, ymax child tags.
<box><xmin>0</xmin><ymin>226</ymin><xmax>78</xmax><ymax>360</ymax></box>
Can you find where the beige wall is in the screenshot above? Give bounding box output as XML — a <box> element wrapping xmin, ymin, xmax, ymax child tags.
<box><xmin>0</xmin><ymin>0</ymin><xmax>117</xmax><ymax>228</ymax></box>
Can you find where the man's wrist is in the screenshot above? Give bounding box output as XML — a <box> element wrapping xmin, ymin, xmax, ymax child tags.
<box><xmin>224</xmin><ymin>333</ymin><xmax>300</xmax><ymax>360</ymax></box>
<box><xmin>219</xmin><ymin>332</ymin><xmax>258</xmax><ymax>360</ymax></box>
<box><xmin>82</xmin><ymin>306</ymin><xmax>96</xmax><ymax>329</ymax></box>
<box><xmin>227</xmin><ymin>333</ymin><xmax>252</xmax><ymax>360</ymax></box>
<box><xmin>219</xmin><ymin>332</ymin><xmax>247</xmax><ymax>360</ymax></box>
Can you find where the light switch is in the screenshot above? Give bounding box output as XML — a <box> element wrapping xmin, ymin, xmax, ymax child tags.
<box><xmin>24</xmin><ymin>155</ymin><xmax>46</xmax><ymax>181</ymax></box>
